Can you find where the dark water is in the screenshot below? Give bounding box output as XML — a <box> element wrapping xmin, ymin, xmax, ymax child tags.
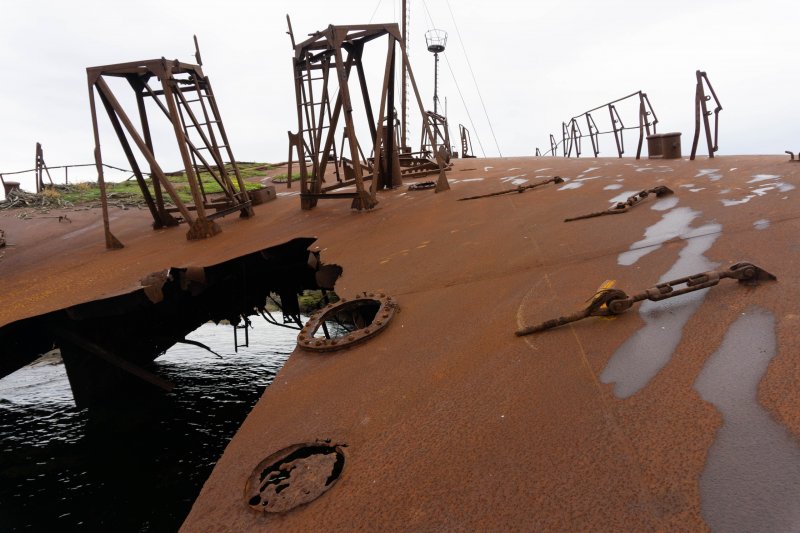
<box><xmin>0</xmin><ymin>321</ymin><xmax>298</xmax><ymax>532</ymax></box>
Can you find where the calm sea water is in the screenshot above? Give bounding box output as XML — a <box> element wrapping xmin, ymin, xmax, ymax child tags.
<box><xmin>0</xmin><ymin>321</ymin><xmax>298</xmax><ymax>531</ymax></box>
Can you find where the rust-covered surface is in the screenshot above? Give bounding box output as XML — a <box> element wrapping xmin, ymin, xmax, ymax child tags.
<box><xmin>3</xmin><ymin>155</ymin><xmax>800</xmax><ymax>529</ymax></box>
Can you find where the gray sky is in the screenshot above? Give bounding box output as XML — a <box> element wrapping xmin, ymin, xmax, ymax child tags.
<box><xmin>1</xmin><ymin>0</ymin><xmax>798</xmax><ymax>193</ymax></box>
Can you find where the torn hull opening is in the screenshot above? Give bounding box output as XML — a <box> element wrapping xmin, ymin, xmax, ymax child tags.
<box><xmin>0</xmin><ymin>237</ymin><xmax>342</xmax><ymax>408</ymax></box>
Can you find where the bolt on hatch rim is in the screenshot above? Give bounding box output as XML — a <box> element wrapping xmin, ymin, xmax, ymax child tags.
<box><xmin>297</xmin><ymin>293</ymin><xmax>397</xmax><ymax>352</ymax></box>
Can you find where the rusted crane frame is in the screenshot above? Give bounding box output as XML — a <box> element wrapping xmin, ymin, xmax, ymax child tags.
<box><xmin>690</xmin><ymin>70</ymin><xmax>722</xmax><ymax>160</ymax></box>
<box><xmin>290</xmin><ymin>28</ymin><xmax>379</xmax><ymax>209</ymax></box>
<box><xmin>542</xmin><ymin>91</ymin><xmax>657</xmax><ymax>159</ymax></box>
<box><xmin>288</xmin><ymin>22</ymin><xmax>449</xmax><ymax>210</ymax></box>
<box><xmin>87</xmin><ymin>58</ymin><xmax>252</xmax><ymax>247</ymax></box>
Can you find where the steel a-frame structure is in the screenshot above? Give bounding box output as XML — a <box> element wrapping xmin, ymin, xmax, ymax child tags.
<box><xmin>87</xmin><ymin>50</ymin><xmax>253</xmax><ymax>248</ymax></box>
<box><xmin>288</xmin><ymin>20</ymin><xmax>450</xmax><ymax>211</ymax></box>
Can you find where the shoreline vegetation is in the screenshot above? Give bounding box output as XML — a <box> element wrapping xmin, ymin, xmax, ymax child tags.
<box><xmin>0</xmin><ymin>162</ymin><xmax>280</xmax><ymax>210</ymax></box>
<box><xmin>266</xmin><ymin>289</ymin><xmax>339</xmax><ymax>314</ymax></box>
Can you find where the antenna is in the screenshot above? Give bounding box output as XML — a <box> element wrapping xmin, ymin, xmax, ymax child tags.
<box><xmin>401</xmin><ymin>0</ymin><xmax>409</xmax><ymax>150</ymax></box>
<box><xmin>286</xmin><ymin>15</ymin><xmax>296</xmax><ymax>48</ymax></box>
<box><xmin>424</xmin><ymin>29</ymin><xmax>447</xmax><ymax>115</ymax></box>
<box><xmin>193</xmin><ymin>35</ymin><xmax>203</xmax><ymax>66</ymax></box>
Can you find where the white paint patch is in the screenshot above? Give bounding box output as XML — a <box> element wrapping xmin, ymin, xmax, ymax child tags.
<box><xmin>603</xmin><ymin>219</ymin><xmax>722</xmax><ymax>397</ymax></box>
<box><xmin>500</xmin><ymin>174</ymin><xmax>527</xmax><ymax>183</ymax></box>
<box><xmin>603</xmin><ymin>184</ymin><xmax>623</xmax><ymax>190</ymax></box>
<box><xmin>608</xmin><ymin>191</ymin><xmax>637</xmax><ymax>203</ymax></box>
<box><xmin>507</xmin><ymin>167</ymin><xmax>521</xmax><ymax>171</ymax></box>
<box><xmin>510</xmin><ymin>178</ymin><xmax>528</xmax><ymax>186</ymax></box>
<box><xmin>719</xmin><ymin>177</ymin><xmax>790</xmax><ymax>198</ymax></box>
<box><xmin>722</xmin><ymin>196</ymin><xmax>754</xmax><ymax>206</ymax></box>
<box><xmin>460</xmin><ymin>178</ymin><xmax>484</xmax><ymax>182</ymax></box>
<box><xmin>680</xmin><ymin>184</ymin><xmax>695</xmax><ymax>188</ymax></box>
<box><xmin>558</xmin><ymin>181</ymin><xmax>584</xmax><ymax>191</ymax></box>
<box><xmin>575</xmin><ymin>175</ymin><xmax>603</xmax><ymax>182</ymax></box>
<box><xmin>534</xmin><ymin>168</ymin><xmax>551</xmax><ymax>172</ymax></box>
<box><xmin>729</xmin><ymin>167</ymin><xmax>737</xmax><ymax>171</ymax></box>
<box><xmin>635</xmin><ymin>165</ymin><xmax>673</xmax><ymax>173</ymax></box>
<box><xmin>690</xmin><ymin>188</ymin><xmax>706</xmax><ymax>192</ymax></box>
<box><xmin>617</xmin><ymin>207</ymin><xmax>703</xmax><ymax>265</ymax></box>
<box><xmin>483</xmin><ymin>166</ymin><xmax>494</xmax><ymax>172</ymax></box>
<box><xmin>652</xmin><ymin>196</ymin><xmax>679</xmax><ymax>211</ymax></box>
<box><xmin>696</xmin><ymin>169</ymin><xmax>722</xmax><ymax>181</ymax></box>
<box><xmin>748</xmin><ymin>174</ymin><xmax>781</xmax><ymax>183</ymax></box>
<box><xmin>582</xmin><ymin>167</ymin><xmax>600</xmax><ymax>173</ymax></box>
<box><xmin>753</xmin><ymin>219</ymin><xmax>770</xmax><ymax>230</ymax></box>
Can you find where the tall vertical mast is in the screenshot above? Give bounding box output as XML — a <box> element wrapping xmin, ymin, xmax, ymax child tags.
<box><xmin>433</xmin><ymin>51</ymin><xmax>439</xmax><ymax>115</ymax></box>
<box><xmin>401</xmin><ymin>0</ymin><xmax>408</xmax><ymax>150</ymax></box>
<box><xmin>425</xmin><ymin>29</ymin><xmax>447</xmax><ymax>114</ymax></box>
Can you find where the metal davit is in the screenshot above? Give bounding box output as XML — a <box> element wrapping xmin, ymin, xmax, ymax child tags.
<box><xmin>86</xmin><ymin>37</ymin><xmax>253</xmax><ymax>248</ymax></box>
<box><xmin>285</xmin><ymin>18</ymin><xmax>451</xmax><ymax>211</ymax></box>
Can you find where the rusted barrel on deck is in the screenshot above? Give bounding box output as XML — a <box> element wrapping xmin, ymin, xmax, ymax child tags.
<box><xmin>2</xmin><ymin>181</ymin><xmax>20</xmax><ymax>196</ymax></box>
<box><xmin>647</xmin><ymin>132</ymin><xmax>682</xmax><ymax>159</ymax></box>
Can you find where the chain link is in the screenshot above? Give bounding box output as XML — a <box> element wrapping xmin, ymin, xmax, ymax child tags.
<box><xmin>564</xmin><ymin>185</ymin><xmax>673</xmax><ymax>222</ymax></box>
<box><xmin>516</xmin><ymin>262</ymin><xmax>776</xmax><ymax>336</ymax></box>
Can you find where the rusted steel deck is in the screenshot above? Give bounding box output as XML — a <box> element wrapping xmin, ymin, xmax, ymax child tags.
<box><xmin>3</xmin><ymin>155</ymin><xmax>800</xmax><ymax>530</ymax></box>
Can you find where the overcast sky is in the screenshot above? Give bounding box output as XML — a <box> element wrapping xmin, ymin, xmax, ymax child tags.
<box><xmin>1</xmin><ymin>0</ymin><xmax>798</xmax><ymax>193</ymax></box>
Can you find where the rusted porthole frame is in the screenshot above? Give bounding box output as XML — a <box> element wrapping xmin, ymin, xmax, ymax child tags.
<box><xmin>297</xmin><ymin>293</ymin><xmax>397</xmax><ymax>352</ymax></box>
<box><xmin>244</xmin><ymin>441</ymin><xmax>346</xmax><ymax>514</ymax></box>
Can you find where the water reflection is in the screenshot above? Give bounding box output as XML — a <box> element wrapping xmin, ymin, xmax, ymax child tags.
<box><xmin>0</xmin><ymin>321</ymin><xmax>297</xmax><ymax>531</ymax></box>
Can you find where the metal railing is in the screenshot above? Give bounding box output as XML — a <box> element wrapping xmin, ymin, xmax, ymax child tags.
<box><xmin>537</xmin><ymin>91</ymin><xmax>658</xmax><ymax>159</ymax></box>
<box><xmin>0</xmin><ymin>162</ymin><xmax>134</xmax><ymax>197</ymax></box>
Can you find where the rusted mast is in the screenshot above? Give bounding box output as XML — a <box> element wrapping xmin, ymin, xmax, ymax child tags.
<box><xmin>401</xmin><ymin>0</ymin><xmax>408</xmax><ymax>151</ymax></box>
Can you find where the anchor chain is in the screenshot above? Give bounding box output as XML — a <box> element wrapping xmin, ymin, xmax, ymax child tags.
<box><xmin>564</xmin><ymin>185</ymin><xmax>673</xmax><ymax>222</ymax></box>
<box><xmin>458</xmin><ymin>176</ymin><xmax>564</xmax><ymax>201</ymax></box>
<box><xmin>515</xmin><ymin>262</ymin><xmax>776</xmax><ymax>336</ymax></box>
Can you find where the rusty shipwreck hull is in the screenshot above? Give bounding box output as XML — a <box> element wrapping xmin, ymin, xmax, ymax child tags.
<box><xmin>2</xmin><ymin>155</ymin><xmax>799</xmax><ymax>529</ymax></box>
<box><xmin>175</xmin><ymin>155</ymin><xmax>798</xmax><ymax>531</ymax></box>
